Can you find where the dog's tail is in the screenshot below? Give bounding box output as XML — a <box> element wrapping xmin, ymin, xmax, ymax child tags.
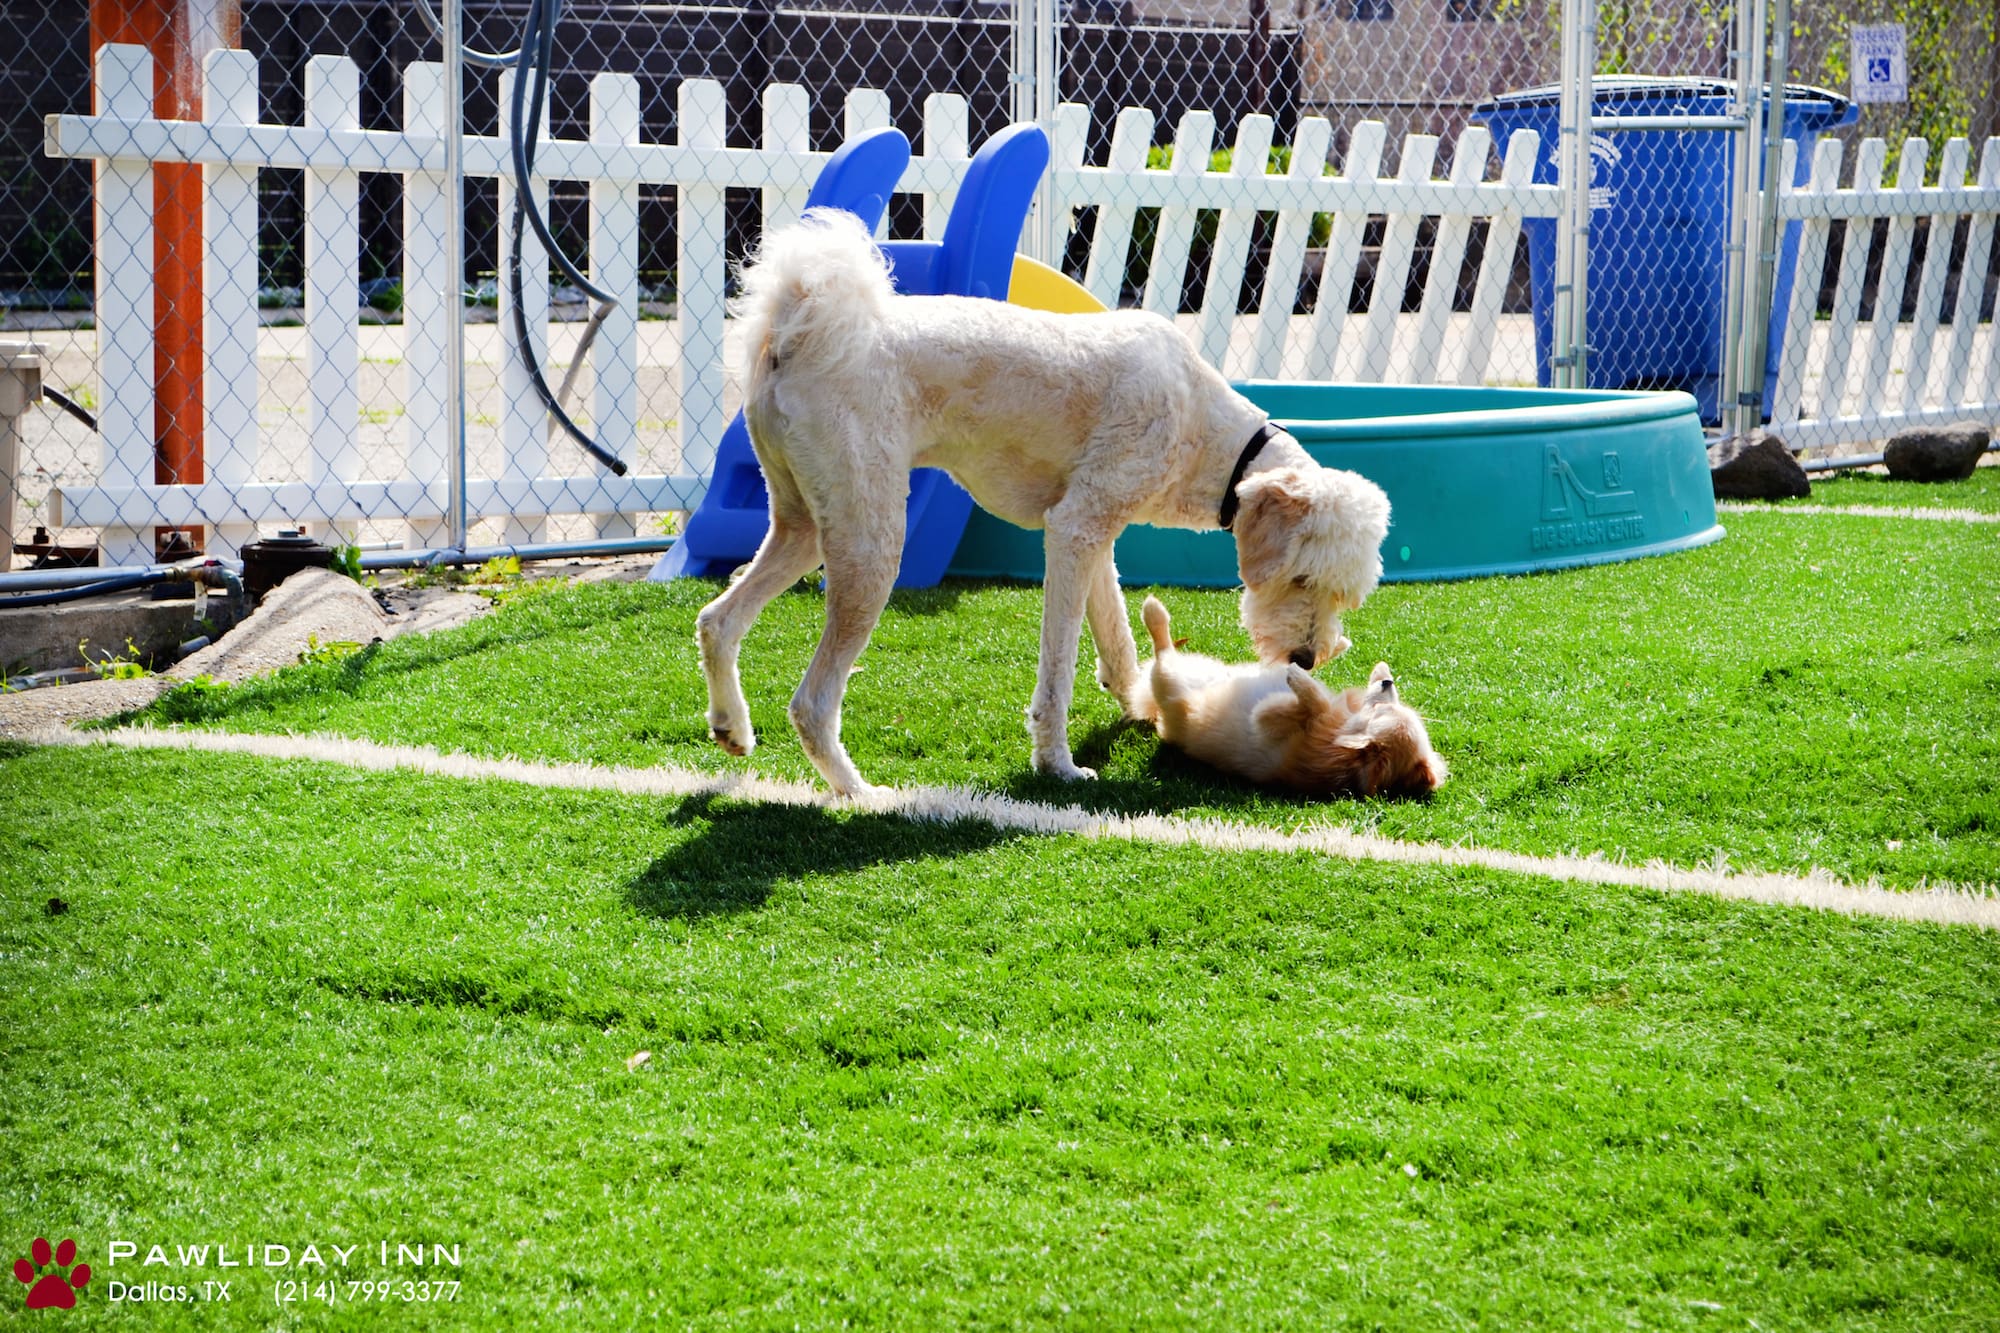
<box><xmin>1141</xmin><ymin>595</ymin><xmax>1174</xmax><ymax>655</ymax></box>
<box><xmin>735</xmin><ymin>208</ymin><xmax>895</xmax><ymax>391</ymax></box>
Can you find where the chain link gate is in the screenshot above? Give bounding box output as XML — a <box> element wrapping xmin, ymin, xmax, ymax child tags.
<box><xmin>0</xmin><ymin>0</ymin><xmax>1991</xmax><ymax>591</ymax></box>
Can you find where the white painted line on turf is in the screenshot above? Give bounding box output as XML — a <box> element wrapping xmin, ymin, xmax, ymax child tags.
<box><xmin>31</xmin><ymin>724</ymin><xmax>2000</xmax><ymax>932</ymax></box>
<box><xmin>1717</xmin><ymin>501</ymin><xmax>2000</xmax><ymax>523</ymax></box>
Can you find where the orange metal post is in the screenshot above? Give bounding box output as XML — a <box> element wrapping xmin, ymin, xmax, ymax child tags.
<box><xmin>90</xmin><ymin>0</ymin><xmax>240</xmax><ymax>556</ymax></box>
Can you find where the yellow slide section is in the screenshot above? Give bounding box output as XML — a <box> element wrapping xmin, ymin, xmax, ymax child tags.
<box><xmin>1007</xmin><ymin>255</ymin><xmax>1107</xmax><ymax>314</ymax></box>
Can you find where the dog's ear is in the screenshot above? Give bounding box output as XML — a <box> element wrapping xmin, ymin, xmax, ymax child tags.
<box><xmin>1233</xmin><ymin>470</ymin><xmax>1313</xmax><ymax>587</ymax></box>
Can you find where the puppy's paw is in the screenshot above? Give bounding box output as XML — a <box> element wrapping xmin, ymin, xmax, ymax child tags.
<box><xmin>1328</xmin><ymin>633</ymin><xmax>1352</xmax><ymax>660</ymax></box>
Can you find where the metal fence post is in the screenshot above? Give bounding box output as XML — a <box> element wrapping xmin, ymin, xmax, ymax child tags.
<box><xmin>1553</xmin><ymin>0</ymin><xmax>1594</xmax><ymax>389</ymax></box>
<box><xmin>441</xmin><ymin>0</ymin><xmax>468</xmax><ymax>554</ymax></box>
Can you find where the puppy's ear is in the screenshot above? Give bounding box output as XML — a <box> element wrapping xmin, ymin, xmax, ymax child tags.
<box><xmin>1233</xmin><ymin>470</ymin><xmax>1313</xmax><ymax>587</ymax></box>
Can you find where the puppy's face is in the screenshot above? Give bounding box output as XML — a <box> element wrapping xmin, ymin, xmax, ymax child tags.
<box><xmin>1290</xmin><ymin>662</ymin><xmax>1448</xmax><ymax>798</ymax></box>
<box><xmin>1231</xmin><ymin>466</ymin><xmax>1386</xmax><ymax>671</ymax></box>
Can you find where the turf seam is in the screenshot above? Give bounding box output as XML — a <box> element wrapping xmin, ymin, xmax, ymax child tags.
<box><xmin>32</xmin><ymin>724</ymin><xmax>1999</xmax><ymax>932</ymax></box>
<box><xmin>1716</xmin><ymin>501</ymin><xmax>2000</xmax><ymax>523</ymax></box>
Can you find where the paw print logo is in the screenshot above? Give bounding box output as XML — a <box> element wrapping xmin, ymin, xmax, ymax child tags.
<box><xmin>14</xmin><ymin>1238</ymin><xmax>91</xmax><ymax>1310</ymax></box>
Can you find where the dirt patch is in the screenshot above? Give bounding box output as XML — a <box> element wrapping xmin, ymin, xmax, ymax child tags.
<box><xmin>0</xmin><ymin>552</ymin><xmax>659</xmax><ymax>739</ymax></box>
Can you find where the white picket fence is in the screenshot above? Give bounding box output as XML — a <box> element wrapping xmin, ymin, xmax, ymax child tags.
<box><xmin>41</xmin><ymin>44</ymin><xmax>2000</xmax><ymax>564</ymax></box>
<box><xmin>43</xmin><ymin>43</ymin><xmax>1560</xmax><ymax>564</ymax></box>
<box><xmin>1772</xmin><ymin>134</ymin><xmax>2000</xmax><ymax>452</ymax></box>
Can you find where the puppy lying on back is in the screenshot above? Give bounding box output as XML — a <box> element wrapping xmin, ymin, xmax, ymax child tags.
<box><xmin>1139</xmin><ymin>596</ymin><xmax>1447</xmax><ymax>798</ymax></box>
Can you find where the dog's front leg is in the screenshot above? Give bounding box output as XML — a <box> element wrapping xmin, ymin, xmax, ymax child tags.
<box><xmin>1085</xmin><ymin>552</ymin><xmax>1148</xmax><ymax>721</ymax></box>
<box><xmin>1031</xmin><ymin>519</ymin><xmax>1116</xmax><ymax>781</ymax></box>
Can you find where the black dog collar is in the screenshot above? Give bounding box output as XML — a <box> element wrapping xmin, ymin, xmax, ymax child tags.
<box><xmin>1217</xmin><ymin>423</ymin><xmax>1279</xmax><ymax>530</ymax></box>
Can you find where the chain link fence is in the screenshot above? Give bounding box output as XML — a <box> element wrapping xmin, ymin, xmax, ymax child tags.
<box><xmin>0</xmin><ymin>0</ymin><xmax>1988</xmax><ymax>582</ymax></box>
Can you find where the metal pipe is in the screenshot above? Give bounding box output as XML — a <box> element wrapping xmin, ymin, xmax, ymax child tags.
<box><xmin>356</xmin><ymin>536</ymin><xmax>676</xmax><ymax>570</ymax></box>
<box><xmin>1550</xmin><ymin>0</ymin><xmax>1577</xmax><ymax>388</ymax></box>
<box><xmin>1798</xmin><ymin>453</ymin><xmax>1885</xmax><ymax>471</ymax></box>
<box><xmin>1739</xmin><ymin>0</ymin><xmax>1793</xmax><ymax>436</ymax></box>
<box><xmin>0</xmin><ymin>538</ymin><xmax>677</xmax><ymax>591</ymax></box>
<box><xmin>442</xmin><ymin>0</ymin><xmax>469</xmax><ymax>553</ymax></box>
<box><xmin>0</xmin><ymin>562</ymin><xmax>211</xmax><ymax>593</ymax></box>
<box><xmin>0</xmin><ymin>561</ymin><xmax>239</xmax><ymax>607</ymax></box>
<box><xmin>1799</xmin><ymin>440</ymin><xmax>2000</xmax><ymax>472</ymax></box>
<box><xmin>1592</xmin><ymin>115</ymin><xmax>1748</xmax><ymax>132</ymax></box>
<box><xmin>1718</xmin><ymin>0</ymin><xmax>1764</xmax><ymax>437</ymax></box>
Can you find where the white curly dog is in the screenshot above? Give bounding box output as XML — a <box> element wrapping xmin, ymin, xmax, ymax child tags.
<box><xmin>695</xmin><ymin>208</ymin><xmax>1392</xmax><ymax>795</ymax></box>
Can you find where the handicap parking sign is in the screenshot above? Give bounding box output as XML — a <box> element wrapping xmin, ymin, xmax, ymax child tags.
<box><xmin>1852</xmin><ymin>24</ymin><xmax>1907</xmax><ymax>104</ymax></box>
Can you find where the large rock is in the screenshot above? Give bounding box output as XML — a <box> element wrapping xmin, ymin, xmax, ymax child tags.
<box><xmin>1708</xmin><ymin>429</ymin><xmax>1809</xmax><ymax>500</ymax></box>
<box><xmin>1882</xmin><ymin>423</ymin><xmax>1989</xmax><ymax>482</ymax></box>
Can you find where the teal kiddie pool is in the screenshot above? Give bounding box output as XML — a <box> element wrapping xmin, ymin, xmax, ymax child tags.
<box><xmin>945</xmin><ymin>382</ymin><xmax>1724</xmax><ymax>586</ymax></box>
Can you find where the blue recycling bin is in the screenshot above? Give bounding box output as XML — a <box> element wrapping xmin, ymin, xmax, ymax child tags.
<box><xmin>1472</xmin><ymin>77</ymin><xmax>1855</xmax><ymax>423</ymax></box>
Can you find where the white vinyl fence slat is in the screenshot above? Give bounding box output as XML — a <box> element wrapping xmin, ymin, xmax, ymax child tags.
<box><xmin>1899</xmin><ymin>137</ymin><xmax>1966</xmax><ymax>414</ymax></box>
<box><xmin>1860</xmin><ymin>141</ymin><xmax>1927</xmax><ymax>409</ymax></box>
<box><xmin>1457</xmin><ymin>129</ymin><xmax>1537</xmax><ymax>386</ymax></box>
<box><xmin>1304</xmin><ymin>120</ymin><xmax>1387</xmax><ymax>382</ymax></box>
<box><xmin>1142</xmin><ymin>112</ymin><xmax>1217</xmax><ymax>318</ymax></box>
<box><xmin>1941</xmin><ymin>140</ymin><xmax>2000</xmax><ymax>408</ymax></box>
<box><xmin>1812</xmin><ymin>138</ymin><xmax>1887</xmax><ymax>425</ymax></box>
<box><xmin>922</xmin><ymin>93</ymin><xmax>969</xmax><ymax>240</ymax></box>
<box><xmin>400</xmin><ymin>61</ymin><xmax>450</xmax><ymax>551</ymax></box>
<box><xmin>1081</xmin><ymin>107</ymin><xmax>1156</xmax><ymax>310</ymax></box>
<box><xmin>90</xmin><ymin>44</ymin><xmax>156</xmax><ymax>566</ymax></box>
<box><xmin>1197</xmin><ymin>114</ymin><xmax>1273</xmax><ymax>373</ymax></box>
<box><xmin>590</xmin><ymin>71</ymin><xmax>642</xmax><ymax>537</ymax></box>
<box><xmin>676</xmin><ymin>79</ymin><xmax>729</xmax><ymax>480</ymax></box>
<box><xmin>202</xmin><ymin>48</ymin><xmax>259</xmax><ymax>500</ymax></box>
<box><xmin>495</xmin><ymin>66</ymin><xmax>550</xmax><ymax>541</ymax></box>
<box><xmin>761</xmin><ymin>84</ymin><xmax>811</xmax><ymax>233</ymax></box>
<box><xmin>305</xmin><ymin>55</ymin><xmax>361</xmax><ymax>492</ymax></box>
<box><xmin>1248</xmin><ymin>116</ymin><xmax>1332</xmax><ymax>379</ymax></box>
<box><xmin>1359</xmin><ymin>135</ymin><xmax>1438</xmax><ymax>383</ymax></box>
<box><xmin>1772</xmin><ymin>137</ymin><xmax>1843</xmax><ymax>426</ymax></box>
<box><xmin>1974</xmin><ymin>142</ymin><xmax>2000</xmax><ymax>409</ymax></box>
<box><xmin>1411</xmin><ymin>128</ymin><xmax>1490</xmax><ymax>386</ymax></box>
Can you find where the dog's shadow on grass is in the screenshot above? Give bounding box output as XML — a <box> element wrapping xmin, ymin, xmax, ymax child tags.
<box><xmin>987</xmin><ymin>715</ymin><xmax>1344</xmax><ymax>818</ymax></box>
<box><xmin>627</xmin><ymin>792</ymin><xmax>1023</xmax><ymax>920</ymax></box>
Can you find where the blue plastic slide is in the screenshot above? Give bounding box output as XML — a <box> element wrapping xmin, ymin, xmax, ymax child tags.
<box><xmin>650</xmin><ymin>122</ymin><xmax>1051</xmax><ymax>587</ymax></box>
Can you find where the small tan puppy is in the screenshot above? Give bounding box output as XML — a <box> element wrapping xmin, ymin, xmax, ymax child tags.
<box><xmin>1139</xmin><ymin>596</ymin><xmax>1447</xmax><ymax>798</ymax></box>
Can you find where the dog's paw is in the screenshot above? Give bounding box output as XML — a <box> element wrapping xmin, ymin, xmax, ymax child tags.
<box><xmin>1036</xmin><ymin>755</ymin><xmax>1098</xmax><ymax>782</ymax></box>
<box><xmin>708</xmin><ymin>716</ymin><xmax>755</xmax><ymax>756</ymax></box>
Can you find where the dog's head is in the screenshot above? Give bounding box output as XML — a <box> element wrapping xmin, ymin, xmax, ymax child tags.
<box><xmin>1232</xmin><ymin>465</ymin><xmax>1390</xmax><ymax>670</ymax></box>
<box><xmin>1288</xmin><ymin>661</ymin><xmax>1448</xmax><ymax>798</ymax></box>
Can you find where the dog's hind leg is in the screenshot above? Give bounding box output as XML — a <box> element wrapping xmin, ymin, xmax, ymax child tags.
<box><xmin>1086</xmin><ymin>553</ymin><xmax>1148</xmax><ymax>721</ymax></box>
<box><xmin>695</xmin><ymin>459</ymin><xmax>821</xmax><ymax>758</ymax></box>
<box><xmin>789</xmin><ymin>503</ymin><xmax>904</xmax><ymax>796</ymax></box>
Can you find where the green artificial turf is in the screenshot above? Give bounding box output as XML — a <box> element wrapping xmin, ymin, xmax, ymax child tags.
<box><xmin>3</xmin><ymin>743</ymin><xmax>1996</xmax><ymax>1329</ymax></box>
<box><xmin>126</xmin><ymin>507</ymin><xmax>2000</xmax><ymax>891</ymax></box>
<box><xmin>1772</xmin><ymin>462</ymin><xmax>2000</xmax><ymax>513</ymax></box>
